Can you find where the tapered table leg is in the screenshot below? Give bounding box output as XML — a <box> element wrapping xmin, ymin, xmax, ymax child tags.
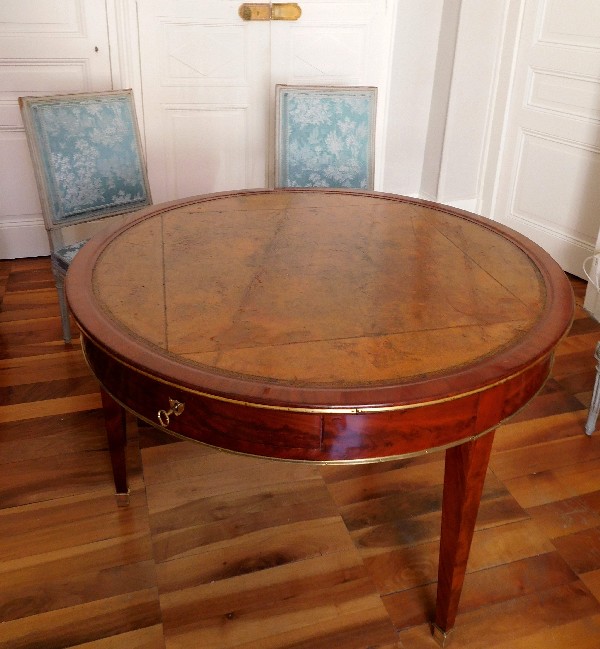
<box><xmin>100</xmin><ymin>388</ymin><xmax>130</xmax><ymax>506</ymax></box>
<box><xmin>433</xmin><ymin>430</ymin><xmax>495</xmax><ymax>646</ymax></box>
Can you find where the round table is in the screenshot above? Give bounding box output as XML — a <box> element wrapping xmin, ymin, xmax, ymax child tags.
<box><xmin>66</xmin><ymin>189</ymin><xmax>573</xmax><ymax>644</ymax></box>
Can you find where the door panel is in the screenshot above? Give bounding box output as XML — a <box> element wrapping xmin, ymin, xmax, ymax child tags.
<box><xmin>491</xmin><ymin>0</ymin><xmax>600</xmax><ymax>277</ymax></box>
<box><xmin>512</xmin><ymin>133</ymin><xmax>600</xmax><ymax>242</ymax></box>
<box><xmin>165</xmin><ymin>106</ymin><xmax>250</xmax><ymax>198</ymax></box>
<box><xmin>540</xmin><ymin>0</ymin><xmax>600</xmax><ymax>47</ymax></box>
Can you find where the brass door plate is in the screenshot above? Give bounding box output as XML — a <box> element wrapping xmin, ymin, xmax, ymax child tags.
<box><xmin>272</xmin><ymin>3</ymin><xmax>301</xmax><ymax>20</ymax></box>
<box><xmin>239</xmin><ymin>3</ymin><xmax>301</xmax><ymax>21</ymax></box>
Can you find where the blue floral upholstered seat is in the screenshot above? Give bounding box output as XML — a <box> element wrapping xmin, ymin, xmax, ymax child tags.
<box><xmin>275</xmin><ymin>85</ymin><xmax>377</xmax><ymax>190</ymax></box>
<box><xmin>19</xmin><ymin>90</ymin><xmax>151</xmax><ymax>342</ymax></box>
<box><xmin>53</xmin><ymin>240</ymin><xmax>90</xmax><ymax>273</ymax></box>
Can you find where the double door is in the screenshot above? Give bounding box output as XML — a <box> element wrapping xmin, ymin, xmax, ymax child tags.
<box><xmin>137</xmin><ymin>1</ymin><xmax>396</xmax><ymax>202</ymax></box>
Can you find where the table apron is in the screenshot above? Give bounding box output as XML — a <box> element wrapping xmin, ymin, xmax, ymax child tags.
<box><xmin>82</xmin><ymin>336</ymin><xmax>553</xmax><ymax>463</ymax></box>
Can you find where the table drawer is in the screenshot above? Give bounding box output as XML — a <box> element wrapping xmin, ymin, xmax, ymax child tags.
<box><xmin>84</xmin><ymin>338</ymin><xmax>324</xmax><ymax>458</ymax></box>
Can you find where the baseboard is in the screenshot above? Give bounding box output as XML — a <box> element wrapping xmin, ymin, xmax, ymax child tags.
<box><xmin>0</xmin><ymin>217</ymin><xmax>49</xmax><ymax>259</ymax></box>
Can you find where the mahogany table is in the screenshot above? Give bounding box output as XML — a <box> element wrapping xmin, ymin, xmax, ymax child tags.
<box><xmin>66</xmin><ymin>189</ymin><xmax>573</xmax><ymax>645</ymax></box>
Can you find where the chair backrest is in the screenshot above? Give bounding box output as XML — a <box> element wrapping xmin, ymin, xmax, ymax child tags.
<box><xmin>275</xmin><ymin>85</ymin><xmax>377</xmax><ymax>190</ymax></box>
<box><xmin>19</xmin><ymin>89</ymin><xmax>151</xmax><ymax>235</ymax></box>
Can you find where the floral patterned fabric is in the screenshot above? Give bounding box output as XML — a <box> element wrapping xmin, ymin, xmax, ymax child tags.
<box><xmin>24</xmin><ymin>93</ymin><xmax>150</xmax><ymax>224</ymax></box>
<box><xmin>276</xmin><ymin>86</ymin><xmax>377</xmax><ymax>189</ymax></box>
<box><xmin>53</xmin><ymin>240</ymin><xmax>89</xmax><ymax>272</ymax></box>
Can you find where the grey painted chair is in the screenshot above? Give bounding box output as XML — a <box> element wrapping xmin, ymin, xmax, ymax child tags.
<box><xmin>274</xmin><ymin>85</ymin><xmax>377</xmax><ymax>189</ymax></box>
<box><xmin>19</xmin><ymin>89</ymin><xmax>152</xmax><ymax>342</ymax></box>
<box><xmin>585</xmin><ymin>341</ymin><xmax>600</xmax><ymax>435</ymax></box>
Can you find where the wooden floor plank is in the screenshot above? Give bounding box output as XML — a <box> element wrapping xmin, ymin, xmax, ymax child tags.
<box><xmin>0</xmin><ymin>392</ymin><xmax>102</xmax><ymax>424</ymax></box>
<box><xmin>382</xmin><ymin>551</ymin><xmax>578</xmax><ymax>629</ymax></box>
<box><xmin>0</xmin><ymin>433</ymin><xmax>143</xmax><ymax>507</ymax></box>
<box><xmin>150</xmin><ymin>488</ymin><xmax>346</xmax><ymax>565</ymax></box>
<box><xmin>0</xmin><ymin>350</ymin><xmax>90</xmax><ymax>387</ymax></box>
<box><xmin>158</xmin><ymin>549</ymin><xmax>397</xmax><ymax>649</ymax></box>
<box><xmin>0</xmin><ymin>589</ymin><xmax>163</xmax><ymax>649</ymax></box>
<box><xmin>362</xmin><ymin>518</ymin><xmax>555</xmax><ymax>595</ymax></box>
<box><xmin>490</xmin><ymin>425</ymin><xmax>600</xmax><ymax>481</ymax></box>
<box><xmin>0</xmin><ymin>411</ymin><xmax>113</xmax><ymax>464</ymax></box>
<box><xmin>488</xmin><ymin>614</ymin><xmax>600</xmax><ymax>649</ymax></box>
<box><xmin>396</xmin><ymin>582</ymin><xmax>600</xmax><ymax>648</ymax></box>
<box><xmin>66</xmin><ymin>625</ymin><xmax>166</xmax><ymax>649</ymax></box>
<box><xmin>525</xmin><ymin>492</ymin><xmax>600</xmax><ymax>540</ymax></box>
<box><xmin>504</xmin><ymin>457</ymin><xmax>600</xmax><ymax>509</ymax></box>
<box><xmin>551</xmin><ymin>526</ymin><xmax>600</xmax><ymax>574</ymax></box>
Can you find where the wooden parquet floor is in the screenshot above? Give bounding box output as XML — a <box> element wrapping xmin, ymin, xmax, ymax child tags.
<box><xmin>3</xmin><ymin>256</ymin><xmax>600</xmax><ymax>648</ymax></box>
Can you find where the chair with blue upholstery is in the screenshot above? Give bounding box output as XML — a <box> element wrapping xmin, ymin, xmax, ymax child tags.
<box><xmin>275</xmin><ymin>84</ymin><xmax>377</xmax><ymax>190</ymax></box>
<box><xmin>19</xmin><ymin>89</ymin><xmax>152</xmax><ymax>343</ymax></box>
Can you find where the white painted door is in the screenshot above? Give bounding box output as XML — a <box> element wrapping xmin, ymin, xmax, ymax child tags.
<box><xmin>490</xmin><ymin>0</ymin><xmax>600</xmax><ymax>278</ymax></box>
<box><xmin>0</xmin><ymin>0</ymin><xmax>113</xmax><ymax>258</ymax></box>
<box><xmin>137</xmin><ymin>0</ymin><xmax>395</xmax><ymax>202</ymax></box>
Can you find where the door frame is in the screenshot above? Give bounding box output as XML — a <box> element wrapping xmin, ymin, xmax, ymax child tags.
<box><xmin>107</xmin><ymin>0</ymin><xmax>145</xmax><ymax>134</ymax></box>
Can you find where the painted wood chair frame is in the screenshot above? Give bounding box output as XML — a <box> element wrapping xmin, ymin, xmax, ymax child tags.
<box><xmin>19</xmin><ymin>89</ymin><xmax>151</xmax><ymax>342</ymax></box>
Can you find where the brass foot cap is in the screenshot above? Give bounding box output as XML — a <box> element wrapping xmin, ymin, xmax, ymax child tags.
<box><xmin>431</xmin><ymin>623</ymin><xmax>453</xmax><ymax>647</ymax></box>
<box><xmin>115</xmin><ymin>490</ymin><xmax>131</xmax><ymax>507</ymax></box>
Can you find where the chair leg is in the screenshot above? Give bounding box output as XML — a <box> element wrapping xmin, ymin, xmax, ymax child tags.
<box><xmin>54</xmin><ymin>272</ymin><xmax>72</xmax><ymax>344</ymax></box>
<box><xmin>585</xmin><ymin>342</ymin><xmax>600</xmax><ymax>436</ymax></box>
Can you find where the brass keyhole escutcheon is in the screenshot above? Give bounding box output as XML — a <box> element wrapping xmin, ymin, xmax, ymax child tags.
<box><xmin>239</xmin><ymin>3</ymin><xmax>301</xmax><ymax>21</ymax></box>
<box><xmin>157</xmin><ymin>398</ymin><xmax>185</xmax><ymax>428</ymax></box>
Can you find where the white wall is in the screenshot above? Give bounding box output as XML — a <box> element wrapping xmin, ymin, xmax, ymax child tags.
<box><xmin>382</xmin><ymin>0</ymin><xmax>507</xmax><ymax>213</ymax></box>
<box><xmin>381</xmin><ymin>0</ymin><xmax>445</xmax><ymax>196</ymax></box>
<box><xmin>436</xmin><ymin>0</ymin><xmax>506</xmax><ymax>213</ymax></box>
